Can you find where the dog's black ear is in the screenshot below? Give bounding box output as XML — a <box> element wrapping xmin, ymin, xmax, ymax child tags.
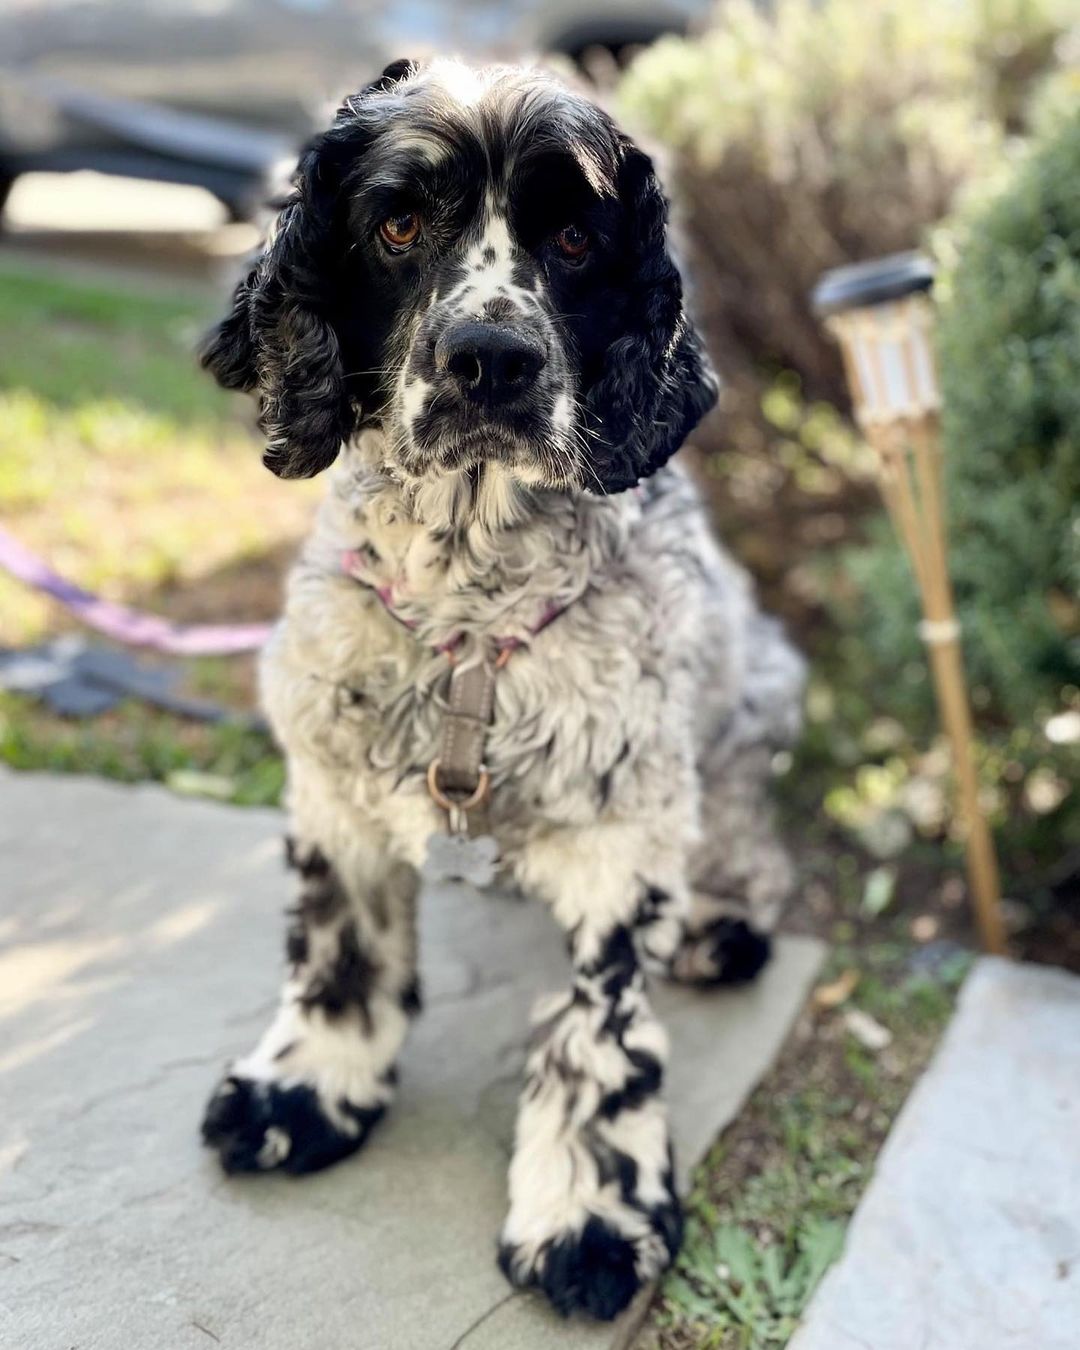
<box><xmin>585</xmin><ymin>142</ymin><xmax>718</xmax><ymax>494</ymax></box>
<box><xmin>199</xmin><ymin>267</ymin><xmax>259</xmax><ymax>394</ymax></box>
<box><xmin>199</xmin><ymin>61</ymin><xmax>417</xmax><ymax>479</ymax></box>
<box><xmin>373</xmin><ymin>58</ymin><xmax>418</xmax><ymax>91</ymax></box>
<box><xmin>199</xmin><ymin>150</ymin><xmax>353</xmax><ymax>478</ymax></box>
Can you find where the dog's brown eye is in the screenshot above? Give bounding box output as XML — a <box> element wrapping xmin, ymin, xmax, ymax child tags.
<box><xmin>555</xmin><ymin>224</ymin><xmax>589</xmax><ymax>260</ymax></box>
<box><xmin>379</xmin><ymin>212</ymin><xmax>421</xmax><ymax>250</ymax></box>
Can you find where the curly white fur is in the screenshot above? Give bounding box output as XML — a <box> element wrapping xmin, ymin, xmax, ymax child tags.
<box><xmin>202</xmin><ymin>426</ymin><xmax>803</xmax><ymax>1314</ymax></box>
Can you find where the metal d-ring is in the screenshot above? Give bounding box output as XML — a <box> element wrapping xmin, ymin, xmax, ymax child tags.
<box><xmin>426</xmin><ymin>758</ymin><xmax>490</xmax><ymax>814</ymax></box>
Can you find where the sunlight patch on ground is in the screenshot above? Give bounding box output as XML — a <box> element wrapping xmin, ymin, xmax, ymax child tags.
<box><xmin>0</xmin><ymin>936</ymin><xmax>126</xmax><ymax>1017</ymax></box>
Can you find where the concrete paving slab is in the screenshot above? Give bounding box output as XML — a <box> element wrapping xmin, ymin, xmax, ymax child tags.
<box><xmin>0</xmin><ymin>769</ymin><xmax>824</xmax><ymax>1350</ymax></box>
<box><xmin>791</xmin><ymin>957</ymin><xmax>1080</xmax><ymax>1350</ymax></box>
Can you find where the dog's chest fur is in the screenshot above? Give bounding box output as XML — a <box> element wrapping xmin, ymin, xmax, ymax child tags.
<box><xmin>260</xmin><ymin>435</ymin><xmax>749</xmax><ymax>860</ymax></box>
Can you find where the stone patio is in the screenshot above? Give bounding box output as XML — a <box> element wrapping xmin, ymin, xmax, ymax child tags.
<box><xmin>791</xmin><ymin>956</ymin><xmax>1080</xmax><ymax>1350</ymax></box>
<box><xmin>0</xmin><ymin>769</ymin><xmax>824</xmax><ymax>1349</ymax></box>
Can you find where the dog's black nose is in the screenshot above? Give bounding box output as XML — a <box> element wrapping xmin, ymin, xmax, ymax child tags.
<box><xmin>435</xmin><ymin>322</ymin><xmax>546</xmax><ymax>407</ymax></box>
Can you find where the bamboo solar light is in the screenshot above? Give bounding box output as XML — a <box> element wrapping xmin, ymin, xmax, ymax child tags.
<box><xmin>813</xmin><ymin>252</ymin><xmax>1007</xmax><ymax>955</ymax></box>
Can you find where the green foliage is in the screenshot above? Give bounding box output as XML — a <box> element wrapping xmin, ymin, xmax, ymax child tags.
<box><xmin>940</xmin><ymin>112</ymin><xmax>1080</xmax><ymax>712</ymax></box>
<box><xmin>616</xmin><ymin>0</ymin><xmax>1074</xmax><ymax>432</ymax></box>
<box><xmin>827</xmin><ymin>112</ymin><xmax>1080</xmax><ymax>888</ymax></box>
<box><xmin>618</xmin><ymin>1</ymin><xmax>1080</xmax><ymax>894</ymax></box>
<box><xmin>966</xmin><ymin>0</ymin><xmax>1080</xmax><ymax>130</ymax></box>
<box><xmin>786</xmin><ymin>648</ymin><xmax>1079</xmax><ymax>899</ymax></box>
<box><xmin>0</xmin><ymin>692</ymin><xmax>284</xmax><ymax>807</ymax></box>
<box><xmin>668</xmin><ymin>1219</ymin><xmax>845</xmax><ymax>1346</ymax></box>
<box><xmin>619</xmin><ymin>0</ymin><xmax>1019</xmax><ymax>169</ymax></box>
<box><xmin>844</xmin><ymin>109</ymin><xmax>1080</xmax><ymax>728</ymax></box>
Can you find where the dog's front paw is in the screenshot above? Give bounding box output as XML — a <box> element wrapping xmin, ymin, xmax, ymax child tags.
<box><xmin>201</xmin><ymin>1073</ymin><xmax>385</xmax><ymax>1176</ymax></box>
<box><xmin>498</xmin><ymin>1200</ymin><xmax>681</xmax><ymax>1321</ymax></box>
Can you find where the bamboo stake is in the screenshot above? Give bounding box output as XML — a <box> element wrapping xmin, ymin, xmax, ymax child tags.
<box><xmin>923</xmin><ymin>632</ymin><xmax>1007</xmax><ymax>954</ymax></box>
<box><xmin>817</xmin><ymin>265</ymin><xmax>1008</xmax><ymax>956</ymax></box>
<box><xmin>873</xmin><ymin>426</ymin><xmax>934</xmax><ymax>601</ymax></box>
<box><xmin>867</xmin><ymin>416</ymin><xmax>1007</xmax><ymax>956</ymax></box>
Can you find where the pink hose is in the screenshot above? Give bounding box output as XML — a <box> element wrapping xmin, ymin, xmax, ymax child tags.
<box><xmin>0</xmin><ymin>526</ymin><xmax>271</xmax><ymax>656</ymax></box>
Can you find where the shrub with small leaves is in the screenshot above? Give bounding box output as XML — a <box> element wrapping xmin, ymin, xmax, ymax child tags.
<box><xmin>825</xmin><ymin>110</ymin><xmax>1080</xmax><ymax>890</ymax></box>
<box><xmin>616</xmin><ymin>0</ymin><xmax>1075</xmax><ymax>451</ymax></box>
<box><xmin>845</xmin><ymin>108</ymin><xmax>1080</xmax><ymax>728</ymax></box>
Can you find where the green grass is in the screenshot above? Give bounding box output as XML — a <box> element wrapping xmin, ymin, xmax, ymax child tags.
<box><xmin>0</xmin><ymin>261</ymin><xmax>316</xmax><ymax>646</ymax></box>
<box><xmin>642</xmin><ymin>941</ymin><xmax>969</xmax><ymax>1349</ymax></box>
<box><xmin>0</xmin><ymin>260</ymin><xmax>230</xmax><ymax>422</ymax></box>
<box><xmin>0</xmin><ymin>260</ymin><xmax>315</xmax><ymax>796</ymax></box>
<box><xmin>0</xmin><ymin>691</ymin><xmax>284</xmax><ymax>807</ymax></box>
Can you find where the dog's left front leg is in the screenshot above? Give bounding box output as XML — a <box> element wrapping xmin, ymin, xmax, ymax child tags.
<box><xmin>498</xmin><ymin>825</ymin><xmax>688</xmax><ymax>1321</ymax></box>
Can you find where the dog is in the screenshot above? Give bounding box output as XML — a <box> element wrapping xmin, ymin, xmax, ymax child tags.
<box><xmin>198</xmin><ymin>57</ymin><xmax>805</xmax><ymax>1322</ymax></box>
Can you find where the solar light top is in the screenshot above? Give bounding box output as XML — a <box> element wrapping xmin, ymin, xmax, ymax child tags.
<box><xmin>812</xmin><ymin>251</ymin><xmax>935</xmax><ymax>317</ymax></box>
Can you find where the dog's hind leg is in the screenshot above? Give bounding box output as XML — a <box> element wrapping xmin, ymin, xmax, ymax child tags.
<box><xmin>671</xmin><ymin>612</ymin><xmax>805</xmax><ymax>987</ymax></box>
<box><xmin>670</xmin><ymin>742</ymin><xmax>791</xmax><ymax>986</ymax></box>
<box><xmin>201</xmin><ymin>765</ymin><xmax>419</xmax><ymax>1175</ymax></box>
<box><xmin>498</xmin><ymin>822</ymin><xmax>690</xmax><ymax>1321</ymax></box>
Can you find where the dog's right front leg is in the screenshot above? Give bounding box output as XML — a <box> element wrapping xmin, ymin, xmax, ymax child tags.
<box><xmin>498</xmin><ymin>823</ymin><xmax>688</xmax><ymax>1321</ymax></box>
<box><xmin>201</xmin><ymin>779</ymin><xmax>420</xmax><ymax>1176</ymax></box>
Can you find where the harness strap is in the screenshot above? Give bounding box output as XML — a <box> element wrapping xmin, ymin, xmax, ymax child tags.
<box><xmin>340</xmin><ymin>549</ymin><xmax>568</xmax><ymax>811</ymax></box>
<box><xmin>437</xmin><ymin>655</ymin><xmax>497</xmax><ymax>798</ymax></box>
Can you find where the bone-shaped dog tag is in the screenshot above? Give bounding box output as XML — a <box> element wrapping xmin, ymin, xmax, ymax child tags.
<box><xmin>422</xmin><ymin>830</ymin><xmax>499</xmax><ymax>888</ymax></box>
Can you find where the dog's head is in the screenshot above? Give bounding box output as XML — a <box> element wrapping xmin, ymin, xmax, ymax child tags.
<box><xmin>202</xmin><ymin>59</ymin><xmax>717</xmax><ymax>498</ymax></box>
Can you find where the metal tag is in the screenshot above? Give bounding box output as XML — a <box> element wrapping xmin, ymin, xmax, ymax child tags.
<box><xmin>421</xmin><ymin>830</ymin><xmax>500</xmax><ymax>888</ymax></box>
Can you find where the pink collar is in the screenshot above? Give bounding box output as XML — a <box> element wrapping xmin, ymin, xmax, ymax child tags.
<box><xmin>341</xmin><ymin>549</ymin><xmax>567</xmax><ymax>663</ymax></box>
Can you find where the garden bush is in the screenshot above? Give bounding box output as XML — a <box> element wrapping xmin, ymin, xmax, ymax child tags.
<box><xmin>846</xmin><ymin>107</ymin><xmax>1080</xmax><ymax>728</ymax></box>
<box><xmin>815</xmin><ymin>107</ymin><xmax>1080</xmax><ymax>900</ymax></box>
<box><xmin>616</xmin><ymin>0</ymin><xmax>1075</xmax><ymax>452</ymax></box>
<box><xmin>618</xmin><ymin>2</ymin><xmax>1080</xmax><ymax>905</ymax></box>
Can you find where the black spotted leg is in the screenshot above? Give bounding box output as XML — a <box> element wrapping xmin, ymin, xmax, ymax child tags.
<box><xmin>500</xmin><ymin>825</ymin><xmax>689</xmax><ymax>1320</ymax></box>
<box><xmin>201</xmin><ymin>821</ymin><xmax>420</xmax><ymax>1175</ymax></box>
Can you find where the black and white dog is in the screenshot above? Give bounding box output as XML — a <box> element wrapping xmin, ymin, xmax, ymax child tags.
<box><xmin>199</xmin><ymin>58</ymin><xmax>804</xmax><ymax>1322</ymax></box>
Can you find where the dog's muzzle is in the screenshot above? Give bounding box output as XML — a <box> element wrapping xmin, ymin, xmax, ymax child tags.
<box><xmin>434</xmin><ymin>321</ymin><xmax>547</xmax><ymax>412</ymax></box>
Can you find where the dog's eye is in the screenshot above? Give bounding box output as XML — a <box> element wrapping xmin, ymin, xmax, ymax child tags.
<box><xmin>379</xmin><ymin>212</ymin><xmax>421</xmax><ymax>251</ymax></box>
<box><xmin>555</xmin><ymin>224</ymin><xmax>590</xmax><ymax>261</ymax></box>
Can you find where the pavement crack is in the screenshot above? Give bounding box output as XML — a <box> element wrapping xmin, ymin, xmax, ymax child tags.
<box><xmin>225</xmin><ymin>999</ymin><xmax>276</xmax><ymax>1028</ymax></box>
<box><xmin>191</xmin><ymin>1320</ymin><xmax>222</xmax><ymax>1343</ymax></box>
<box><xmin>59</xmin><ymin>1051</ymin><xmax>227</xmax><ymax>1124</ymax></box>
<box><xmin>0</xmin><ymin>1220</ymin><xmax>63</xmax><ymax>1240</ymax></box>
<box><xmin>446</xmin><ymin>1291</ymin><xmax>517</xmax><ymax>1350</ymax></box>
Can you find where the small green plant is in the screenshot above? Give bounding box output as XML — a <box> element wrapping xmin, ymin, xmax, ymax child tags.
<box><xmin>645</xmin><ymin>946</ymin><xmax>969</xmax><ymax>1348</ymax></box>
<box><xmin>668</xmin><ymin>1219</ymin><xmax>845</xmax><ymax>1347</ymax></box>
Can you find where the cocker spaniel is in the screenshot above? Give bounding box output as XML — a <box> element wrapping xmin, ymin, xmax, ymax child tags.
<box><xmin>198</xmin><ymin>58</ymin><xmax>804</xmax><ymax>1323</ymax></box>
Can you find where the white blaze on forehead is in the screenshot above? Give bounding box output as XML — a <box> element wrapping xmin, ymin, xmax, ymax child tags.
<box><xmin>451</xmin><ymin>209</ymin><xmax>531</xmax><ymax>318</ymax></box>
<box><xmin>468</xmin><ymin>209</ymin><xmax>514</xmax><ymax>268</ymax></box>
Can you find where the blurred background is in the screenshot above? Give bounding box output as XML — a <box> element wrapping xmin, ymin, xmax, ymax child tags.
<box><xmin>2</xmin><ymin>0</ymin><xmax>1078</xmax><ymax>952</ymax></box>
<box><xmin>1</xmin><ymin>2</ymin><xmax>1078</xmax><ymax>1342</ymax></box>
